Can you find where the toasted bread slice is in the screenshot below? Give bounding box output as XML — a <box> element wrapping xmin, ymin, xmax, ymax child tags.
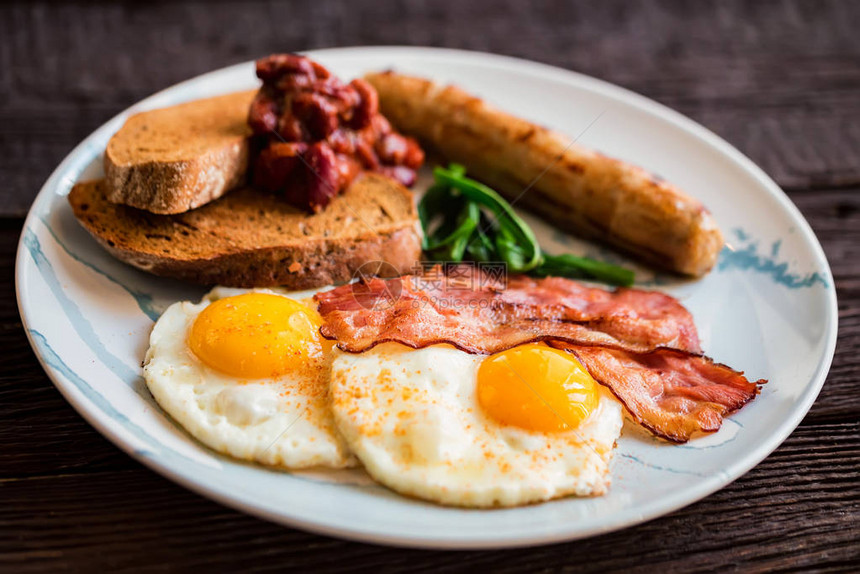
<box><xmin>104</xmin><ymin>90</ymin><xmax>256</xmax><ymax>214</ymax></box>
<box><xmin>68</xmin><ymin>173</ymin><xmax>422</xmax><ymax>288</ymax></box>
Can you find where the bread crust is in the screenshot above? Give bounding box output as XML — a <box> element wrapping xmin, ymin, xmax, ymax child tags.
<box><xmin>104</xmin><ymin>140</ymin><xmax>250</xmax><ymax>214</ymax></box>
<box><xmin>68</xmin><ymin>174</ymin><xmax>422</xmax><ymax>288</ymax></box>
<box><xmin>104</xmin><ymin>91</ymin><xmax>256</xmax><ymax>214</ymax></box>
<box><xmin>365</xmin><ymin>72</ymin><xmax>724</xmax><ymax>277</ymax></box>
<box><xmin>87</xmin><ymin>226</ymin><xmax>420</xmax><ymax>288</ymax></box>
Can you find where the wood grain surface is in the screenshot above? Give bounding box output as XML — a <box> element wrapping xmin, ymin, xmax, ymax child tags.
<box><xmin>2</xmin><ymin>1</ymin><xmax>858</xmax><ymax>571</ymax></box>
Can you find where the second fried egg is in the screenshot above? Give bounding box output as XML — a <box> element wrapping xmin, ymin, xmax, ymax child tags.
<box><xmin>329</xmin><ymin>342</ymin><xmax>623</xmax><ymax>507</ymax></box>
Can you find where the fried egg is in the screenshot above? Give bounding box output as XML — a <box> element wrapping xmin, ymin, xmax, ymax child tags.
<box><xmin>329</xmin><ymin>342</ymin><xmax>623</xmax><ymax>507</ymax></box>
<box><xmin>144</xmin><ymin>287</ymin><xmax>355</xmax><ymax>469</ymax></box>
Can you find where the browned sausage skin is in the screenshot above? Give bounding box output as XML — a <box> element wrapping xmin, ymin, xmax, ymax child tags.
<box><xmin>365</xmin><ymin>71</ymin><xmax>724</xmax><ymax>277</ymax></box>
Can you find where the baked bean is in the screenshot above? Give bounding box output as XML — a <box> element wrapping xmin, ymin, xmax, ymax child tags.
<box><xmin>248</xmin><ymin>54</ymin><xmax>424</xmax><ymax>212</ymax></box>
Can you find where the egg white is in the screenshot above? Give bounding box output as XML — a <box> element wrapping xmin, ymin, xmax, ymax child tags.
<box><xmin>143</xmin><ymin>287</ymin><xmax>356</xmax><ymax>470</ymax></box>
<box><xmin>329</xmin><ymin>342</ymin><xmax>623</xmax><ymax>507</ymax></box>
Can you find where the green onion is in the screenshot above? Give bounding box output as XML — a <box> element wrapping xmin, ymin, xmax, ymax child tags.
<box><xmin>534</xmin><ymin>253</ymin><xmax>635</xmax><ymax>287</ymax></box>
<box><xmin>424</xmin><ymin>201</ymin><xmax>480</xmax><ymax>262</ymax></box>
<box><xmin>420</xmin><ymin>163</ymin><xmax>636</xmax><ymax>287</ymax></box>
<box><xmin>433</xmin><ymin>165</ymin><xmax>543</xmax><ymax>273</ymax></box>
<box><xmin>465</xmin><ymin>212</ymin><xmax>498</xmax><ymax>262</ymax></box>
<box><xmin>417</xmin><ymin>183</ymin><xmax>455</xmax><ymax>250</ymax></box>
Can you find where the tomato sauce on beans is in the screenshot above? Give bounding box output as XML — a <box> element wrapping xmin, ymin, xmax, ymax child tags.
<box><xmin>247</xmin><ymin>54</ymin><xmax>424</xmax><ymax>212</ymax></box>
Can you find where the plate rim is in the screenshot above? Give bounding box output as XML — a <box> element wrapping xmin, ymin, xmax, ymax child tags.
<box><xmin>15</xmin><ymin>45</ymin><xmax>839</xmax><ymax>549</ymax></box>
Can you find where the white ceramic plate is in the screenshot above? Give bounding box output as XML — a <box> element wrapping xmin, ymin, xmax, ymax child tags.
<box><xmin>16</xmin><ymin>47</ymin><xmax>837</xmax><ymax>549</ymax></box>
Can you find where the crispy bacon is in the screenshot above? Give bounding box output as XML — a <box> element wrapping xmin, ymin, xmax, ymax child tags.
<box><xmin>558</xmin><ymin>345</ymin><xmax>762</xmax><ymax>442</ymax></box>
<box><xmin>315</xmin><ymin>269</ymin><xmax>701</xmax><ymax>355</ymax></box>
<box><xmin>313</xmin><ymin>266</ymin><xmax>763</xmax><ymax>442</ymax></box>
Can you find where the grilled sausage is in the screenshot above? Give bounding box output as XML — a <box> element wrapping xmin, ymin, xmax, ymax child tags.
<box><xmin>365</xmin><ymin>71</ymin><xmax>724</xmax><ymax>277</ymax></box>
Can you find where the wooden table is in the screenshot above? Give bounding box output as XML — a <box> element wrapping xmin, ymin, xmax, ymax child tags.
<box><xmin>2</xmin><ymin>1</ymin><xmax>858</xmax><ymax>571</ymax></box>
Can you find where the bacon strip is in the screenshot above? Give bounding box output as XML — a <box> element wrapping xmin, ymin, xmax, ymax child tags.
<box><xmin>558</xmin><ymin>345</ymin><xmax>762</xmax><ymax>442</ymax></box>
<box><xmin>314</xmin><ymin>267</ymin><xmax>763</xmax><ymax>443</ymax></box>
<box><xmin>316</xmin><ymin>268</ymin><xmax>701</xmax><ymax>355</ymax></box>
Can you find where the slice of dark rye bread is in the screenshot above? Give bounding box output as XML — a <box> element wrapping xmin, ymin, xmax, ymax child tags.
<box><xmin>68</xmin><ymin>173</ymin><xmax>423</xmax><ymax>288</ymax></box>
<box><xmin>104</xmin><ymin>90</ymin><xmax>256</xmax><ymax>214</ymax></box>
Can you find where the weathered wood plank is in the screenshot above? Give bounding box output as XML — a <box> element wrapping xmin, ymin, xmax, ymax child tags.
<box><xmin>0</xmin><ymin>221</ymin><xmax>23</xmax><ymax>328</ymax></box>
<box><xmin>1</xmin><ymin>0</ymin><xmax>859</xmax><ymax>216</ymax></box>
<box><xmin>2</xmin><ymin>1</ymin><xmax>859</xmax><ymax>570</ymax></box>
<box><xmin>0</xmin><ymin>422</ymin><xmax>856</xmax><ymax>572</ymax></box>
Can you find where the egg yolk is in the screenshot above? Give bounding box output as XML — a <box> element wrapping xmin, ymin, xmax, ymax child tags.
<box><xmin>476</xmin><ymin>343</ymin><xmax>599</xmax><ymax>432</ymax></box>
<box><xmin>188</xmin><ymin>293</ymin><xmax>329</xmax><ymax>379</ymax></box>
